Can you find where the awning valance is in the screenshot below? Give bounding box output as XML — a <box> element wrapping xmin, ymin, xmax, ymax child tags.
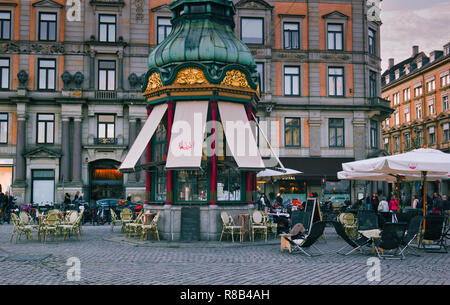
<box><xmin>119</xmin><ymin>103</ymin><xmax>167</xmax><ymax>172</ymax></box>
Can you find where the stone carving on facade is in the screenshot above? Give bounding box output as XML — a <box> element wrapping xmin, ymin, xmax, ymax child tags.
<box><xmin>134</xmin><ymin>0</ymin><xmax>144</xmax><ymax>22</ymax></box>
<box><xmin>144</xmin><ymin>72</ymin><xmax>163</xmax><ymax>93</ymax></box>
<box><xmin>17</xmin><ymin>70</ymin><xmax>29</xmax><ymax>89</ymax></box>
<box><xmin>61</xmin><ymin>71</ymin><xmax>73</xmax><ymax>90</ymax></box>
<box><xmin>128</xmin><ymin>73</ymin><xmax>139</xmax><ymax>89</ymax></box>
<box><xmin>175</xmin><ymin>68</ymin><xmax>208</xmax><ymax>85</ymax></box>
<box><xmin>221</xmin><ymin>70</ymin><xmax>250</xmax><ymax>88</ymax></box>
<box><xmin>74</xmin><ymin>72</ymin><xmax>84</xmax><ymax>89</ymax></box>
<box><xmin>0</xmin><ymin>42</ymin><xmax>20</xmax><ymax>53</ymax></box>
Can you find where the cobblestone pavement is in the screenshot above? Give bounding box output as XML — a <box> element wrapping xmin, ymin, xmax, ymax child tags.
<box><xmin>0</xmin><ymin>223</ymin><xmax>449</xmax><ymax>285</ymax></box>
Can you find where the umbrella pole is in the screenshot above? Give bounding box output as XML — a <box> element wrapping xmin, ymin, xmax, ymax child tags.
<box><xmin>396</xmin><ymin>177</ymin><xmax>401</xmax><ymax>212</ymax></box>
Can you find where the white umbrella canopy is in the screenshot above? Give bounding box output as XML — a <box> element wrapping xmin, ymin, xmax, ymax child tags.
<box><xmin>337</xmin><ymin>170</ymin><xmax>450</xmax><ymax>182</ymax></box>
<box><xmin>257</xmin><ymin>168</ymin><xmax>302</xmax><ymax>179</ymax></box>
<box><xmin>342</xmin><ymin>148</ymin><xmax>450</xmax><ymax>175</ymax></box>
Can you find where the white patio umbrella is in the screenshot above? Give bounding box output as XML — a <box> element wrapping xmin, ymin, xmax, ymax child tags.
<box><xmin>341</xmin><ymin>148</ymin><xmax>450</xmax><ymax>222</ymax></box>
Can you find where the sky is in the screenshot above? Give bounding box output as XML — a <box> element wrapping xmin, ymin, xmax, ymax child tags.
<box><xmin>380</xmin><ymin>0</ymin><xmax>450</xmax><ymax>72</ymax></box>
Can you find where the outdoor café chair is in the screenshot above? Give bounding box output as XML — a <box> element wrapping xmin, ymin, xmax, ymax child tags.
<box><xmin>219</xmin><ymin>211</ymin><xmax>242</xmax><ymax>243</ymax></box>
<box><xmin>338</xmin><ymin>212</ymin><xmax>357</xmax><ymax>239</ymax></box>
<box><xmin>373</xmin><ymin>222</ymin><xmax>408</xmax><ymax>260</ymax></box>
<box><xmin>10</xmin><ymin>213</ymin><xmax>34</xmax><ymax>243</ymax></box>
<box><xmin>418</xmin><ymin>214</ymin><xmax>448</xmax><ymax>253</ymax></box>
<box><xmin>43</xmin><ymin>213</ymin><xmax>61</xmax><ymax>243</ymax></box>
<box><xmin>262</xmin><ymin>211</ymin><xmax>277</xmax><ymax>239</ymax></box>
<box><xmin>120</xmin><ymin>208</ymin><xmax>133</xmax><ymax>232</ymax></box>
<box><xmin>399</xmin><ymin>215</ymin><xmax>424</xmax><ymax>257</ymax></box>
<box><xmin>331</xmin><ymin>221</ymin><xmax>371</xmax><ymax>256</ymax></box>
<box><xmin>250</xmin><ymin>210</ymin><xmax>268</xmax><ymax>242</ymax></box>
<box><xmin>284</xmin><ymin>221</ymin><xmax>327</xmax><ymax>257</ymax></box>
<box><xmin>357</xmin><ymin>211</ymin><xmax>379</xmax><ymax>231</ymax></box>
<box><xmin>58</xmin><ymin>211</ymin><xmax>81</xmax><ymax>241</ymax></box>
<box><xmin>126</xmin><ymin>211</ymin><xmax>145</xmax><ymax>238</ymax></box>
<box><xmin>110</xmin><ymin>209</ymin><xmax>123</xmax><ymax>232</ymax></box>
<box><xmin>140</xmin><ymin>211</ymin><xmax>161</xmax><ymax>241</ymax></box>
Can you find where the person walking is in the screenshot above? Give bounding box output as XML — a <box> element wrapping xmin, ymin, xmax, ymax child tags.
<box><xmin>412</xmin><ymin>195</ymin><xmax>419</xmax><ymax>209</ymax></box>
<box><xmin>371</xmin><ymin>193</ymin><xmax>380</xmax><ymax>212</ymax></box>
<box><xmin>389</xmin><ymin>196</ymin><xmax>399</xmax><ymax>222</ymax></box>
<box><xmin>377</xmin><ymin>196</ymin><xmax>389</xmax><ymax>212</ymax></box>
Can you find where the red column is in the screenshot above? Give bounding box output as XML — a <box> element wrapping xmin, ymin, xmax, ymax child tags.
<box><xmin>210</xmin><ymin>100</ymin><xmax>218</xmax><ymax>205</ymax></box>
<box><xmin>145</xmin><ymin>106</ymin><xmax>153</xmax><ymax>205</ymax></box>
<box><xmin>245</xmin><ymin>103</ymin><xmax>255</xmax><ymax>205</ymax></box>
<box><xmin>165</xmin><ymin>101</ymin><xmax>175</xmax><ymax>205</ymax></box>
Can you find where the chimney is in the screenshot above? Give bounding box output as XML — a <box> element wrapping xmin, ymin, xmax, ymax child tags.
<box><xmin>388</xmin><ymin>58</ymin><xmax>394</xmax><ymax>69</ymax></box>
<box><xmin>412</xmin><ymin>45</ymin><xmax>419</xmax><ymax>57</ymax></box>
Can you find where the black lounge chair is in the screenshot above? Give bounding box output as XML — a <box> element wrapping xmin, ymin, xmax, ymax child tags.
<box><xmin>399</xmin><ymin>215</ymin><xmax>424</xmax><ymax>256</ymax></box>
<box><xmin>373</xmin><ymin>223</ymin><xmax>408</xmax><ymax>260</ymax></box>
<box><xmin>290</xmin><ymin>211</ymin><xmax>312</xmax><ymax>233</ymax></box>
<box><xmin>285</xmin><ymin>221</ymin><xmax>326</xmax><ymax>257</ymax></box>
<box><xmin>330</xmin><ymin>221</ymin><xmax>371</xmax><ymax>256</ymax></box>
<box><xmin>418</xmin><ymin>215</ymin><xmax>448</xmax><ymax>253</ymax></box>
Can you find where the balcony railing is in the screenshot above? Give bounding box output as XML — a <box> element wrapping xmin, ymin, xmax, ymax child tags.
<box><xmin>367</xmin><ymin>97</ymin><xmax>391</xmax><ymax>108</ymax></box>
<box><xmin>94</xmin><ymin>138</ymin><xmax>118</xmax><ymax>145</ymax></box>
<box><xmin>95</xmin><ymin>90</ymin><xmax>117</xmax><ymax>100</ymax></box>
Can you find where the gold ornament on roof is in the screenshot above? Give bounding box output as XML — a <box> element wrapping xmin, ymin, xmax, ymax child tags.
<box><xmin>221</xmin><ymin>70</ymin><xmax>250</xmax><ymax>88</ymax></box>
<box><xmin>175</xmin><ymin>68</ymin><xmax>208</xmax><ymax>85</ymax></box>
<box><xmin>144</xmin><ymin>72</ymin><xmax>163</xmax><ymax>94</ymax></box>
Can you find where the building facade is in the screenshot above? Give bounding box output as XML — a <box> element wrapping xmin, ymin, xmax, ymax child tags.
<box><xmin>0</xmin><ymin>0</ymin><xmax>390</xmax><ymax>206</ymax></box>
<box><xmin>381</xmin><ymin>43</ymin><xmax>450</xmax><ymax>201</ymax></box>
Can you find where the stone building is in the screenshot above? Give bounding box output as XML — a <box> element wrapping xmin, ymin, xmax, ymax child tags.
<box><xmin>381</xmin><ymin>43</ymin><xmax>450</xmax><ymax>200</ymax></box>
<box><xmin>0</xmin><ymin>0</ymin><xmax>391</xmax><ymax>208</ymax></box>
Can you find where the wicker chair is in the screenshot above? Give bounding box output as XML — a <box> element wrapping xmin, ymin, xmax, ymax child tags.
<box><xmin>43</xmin><ymin>213</ymin><xmax>61</xmax><ymax>242</ymax></box>
<box><xmin>219</xmin><ymin>211</ymin><xmax>242</xmax><ymax>243</ymax></box>
<box><xmin>10</xmin><ymin>213</ymin><xmax>34</xmax><ymax>243</ymax></box>
<box><xmin>125</xmin><ymin>211</ymin><xmax>145</xmax><ymax>238</ymax></box>
<box><xmin>58</xmin><ymin>211</ymin><xmax>81</xmax><ymax>241</ymax></box>
<box><xmin>250</xmin><ymin>210</ymin><xmax>268</xmax><ymax>242</ymax></box>
<box><xmin>338</xmin><ymin>212</ymin><xmax>358</xmax><ymax>239</ymax></box>
<box><xmin>262</xmin><ymin>211</ymin><xmax>277</xmax><ymax>238</ymax></box>
<box><xmin>110</xmin><ymin>209</ymin><xmax>123</xmax><ymax>232</ymax></box>
<box><xmin>120</xmin><ymin>208</ymin><xmax>133</xmax><ymax>232</ymax></box>
<box><xmin>140</xmin><ymin>211</ymin><xmax>161</xmax><ymax>241</ymax></box>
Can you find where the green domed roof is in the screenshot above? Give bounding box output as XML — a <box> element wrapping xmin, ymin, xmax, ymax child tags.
<box><xmin>147</xmin><ymin>0</ymin><xmax>256</xmax><ymax>70</ymax></box>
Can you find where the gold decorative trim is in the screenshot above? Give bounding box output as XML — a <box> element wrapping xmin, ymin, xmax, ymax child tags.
<box><xmin>221</xmin><ymin>70</ymin><xmax>250</xmax><ymax>88</ymax></box>
<box><xmin>144</xmin><ymin>72</ymin><xmax>163</xmax><ymax>94</ymax></box>
<box><xmin>175</xmin><ymin>68</ymin><xmax>208</xmax><ymax>85</ymax></box>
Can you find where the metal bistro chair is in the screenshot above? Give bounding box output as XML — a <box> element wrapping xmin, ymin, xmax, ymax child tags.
<box><xmin>250</xmin><ymin>210</ymin><xmax>268</xmax><ymax>242</ymax></box>
<box><xmin>262</xmin><ymin>211</ymin><xmax>278</xmax><ymax>239</ymax></box>
<box><xmin>219</xmin><ymin>211</ymin><xmax>242</xmax><ymax>243</ymax></box>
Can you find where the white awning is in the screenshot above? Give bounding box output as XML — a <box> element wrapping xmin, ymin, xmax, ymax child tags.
<box><xmin>218</xmin><ymin>102</ymin><xmax>265</xmax><ymax>170</ymax></box>
<box><xmin>165</xmin><ymin>101</ymin><xmax>209</xmax><ymax>169</ymax></box>
<box><xmin>119</xmin><ymin>103</ymin><xmax>167</xmax><ymax>172</ymax></box>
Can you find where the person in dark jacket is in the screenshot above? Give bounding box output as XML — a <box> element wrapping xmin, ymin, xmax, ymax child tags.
<box><xmin>371</xmin><ymin>193</ymin><xmax>380</xmax><ymax>212</ymax></box>
<box><xmin>432</xmin><ymin>192</ymin><xmax>443</xmax><ymax>214</ymax></box>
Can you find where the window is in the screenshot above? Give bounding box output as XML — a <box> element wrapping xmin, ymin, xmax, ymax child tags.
<box><xmin>157</xmin><ymin>17</ymin><xmax>172</xmax><ymax>44</ymax></box>
<box><xmin>38</xmin><ymin>59</ymin><xmax>56</xmax><ymax>90</ymax></box>
<box><xmin>441</xmin><ymin>72</ymin><xmax>449</xmax><ymax>87</ymax></box>
<box><xmin>98</xmin><ymin>60</ymin><xmax>116</xmax><ymax>91</ymax></box>
<box><xmin>176</xmin><ymin>170</ymin><xmax>208</xmax><ymax>202</ymax></box>
<box><xmin>284</xmin><ymin>118</ymin><xmax>301</xmax><ymax>147</ymax></box>
<box><xmin>39</xmin><ymin>12</ymin><xmax>57</xmax><ymax>41</ymax></box>
<box><xmin>427</xmin><ymin>98</ymin><xmax>435</xmax><ymax>115</ymax></box>
<box><xmin>443</xmin><ymin>123</ymin><xmax>449</xmax><ymax>143</ymax></box>
<box><xmin>414</xmin><ymin>84</ymin><xmax>423</xmax><ymax>97</ymax></box>
<box><xmin>37</xmin><ymin>114</ymin><xmax>54</xmax><ymax>144</ymax></box>
<box><xmin>415</xmin><ymin>103</ymin><xmax>422</xmax><ymax>119</ymax></box>
<box><xmin>217</xmin><ymin>167</ymin><xmax>242</xmax><ymax>201</ymax></box>
<box><xmin>283</xmin><ymin>22</ymin><xmax>299</xmax><ymax>50</ymax></box>
<box><xmin>32</xmin><ymin>169</ymin><xmax>55</xmax><ymax>204</ymax></box>
<box><xmin>256</xmin><ymin>62</ymin><xmax>264</xmax><ymax>93</ymax></box>
<box><xmin>394</xmin><ymin>111</ymin><xmax>399</xmax><ymax>126</ymax></box>
<box><xmin>0</xmin><ymin>58</ymin><xmax>9</xmax><ymax>89</ymax></box>
<box><xmin>415</xmin><ymin>130</ymin><xmax>423</xmax><ymax>147</ymax></box>
<box><xmin>404</xmin><ymin>106</ymin><xmax>410</xmax><ymax>122</ymax></box>
<box><xmin>393</xmin><ymin>92</ymin><xmax>400</xmax><ymax>105</ymax></box>
<box><xmin>328</xmin><ymin>67</ymin><xmax>344</xmax><ymax>96</ymax></box>
<box><xmin>426</xmin><ymin>79</ymin><xmax>435</xmax><ymax>92</ymax></box>
<box><xmin>404</xmin><ymin>133</ymin><xmax>410</xmax><ymax>151</ymax></box>
<box><xmin>369</xmin><ymin>70</ymin><xmax>377</xmax><ymax>97</ymax></box>
<box><xmin>327</xmin><ymin>23</ymin><xmax>343</xmax><ymax>50</ymax></box>
<box><xmin>403</xmin><ymin>88</ymin><xmax>410</xmax><ymax>101</ymax></box>
<box><xmin>283</xmin><ymin>66</ymin><xmax>300</xmax><ymax>96</ymax></box>
<box><xmin>99</xmin><ymin>14</ymin><xmax>116</xmax><ymax>42</ymax></box>
<box><xmin>0</xmin><ymin>113</ymin><xmax>7</xmax><ymax>143</ymax></box>
<box><xmin>443</xmin><ymin>95</ymin><xmax>449</xmax><ymax>111</ymax></box>
<box><xmin>384</xmin><ymin>118</ymin><xmax>389</xmax><ymax>129</ymax></box>
<box><xmin>368</xmin><ymin>28</ymin><xmax>376</xmax><ymax>55</ymax></box>
<box><xmin>241</xmin><ymin>17</ymin><xmax>263</xmax><ymax>44</ymax></box>
<box><xmin>152</xmin><ymin>122</ymin><xmax>167</xmax><ymax>202</ymax></box>
<box><xmin>428</xmin><ymin>126</ymin><xmax>435</xmax><ymax>145</ymax></box>
<box><xmin>384</xmin><ymin>137</ymin><xmax>389</xmax><ymax>151</ymax></box>
<box><xmin>97</xmin><ymin>114</ymin><xmax>115</xmax><ymax>140</ymax></box>
<box><xmin>393</xmin><ymin>136</ymin><xmax>400</xmax><ymax>152</ymax></box>
<box><xmin>370</xmin><ymin>120</ymin><xmax>378</xmax><ymax>149</ymax></box>
<box><xmin>329</xmin><ymin>118</ymin><xmax>344</xmax><ymax>147</ymax></box>
<box><xmin>395</xmin><ymin>70</ymin><xmax>399</xmax><ymax>80</ymax></box>
<box><xmin>0</xmin><ymin>11</ymin><xmax>11</xmax><ymax>40</ymax></box>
